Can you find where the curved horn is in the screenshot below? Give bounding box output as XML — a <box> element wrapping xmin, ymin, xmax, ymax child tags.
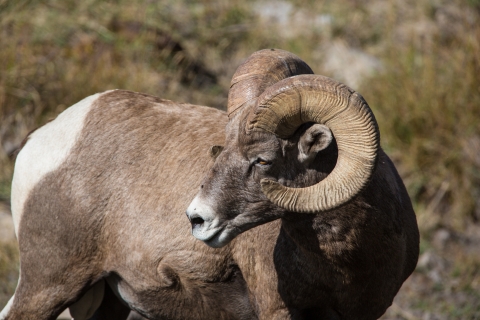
<box><xmin>227</xmin><ymin>49</ymin><xmax>314</xmax><ymax>117</ymax></box>
<box><xmin>248</xmin><ymin>74</ymin><xmax>380</xmax><ymax>213</ymax></box>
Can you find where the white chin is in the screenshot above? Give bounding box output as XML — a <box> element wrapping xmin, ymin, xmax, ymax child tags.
<box><xmin>203</xmin><ymin>229</ymin><xmax>236</xmax><ymax>248</ymax></box>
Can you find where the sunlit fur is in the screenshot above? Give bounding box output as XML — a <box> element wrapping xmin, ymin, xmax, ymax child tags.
<box><xmin>190</xmin><ymin>105</ymin><xmax>419</xmax><ymax>319</ymax></box>
<box><xmin>4</xmin><ymin>88</ymin><xmax>418</xmax><ymax>320</ymax></box>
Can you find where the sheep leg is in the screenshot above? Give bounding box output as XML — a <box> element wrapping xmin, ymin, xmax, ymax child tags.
<box><xmin>2</xmin><ymin>264</ymin><xmax>103</xmax><ymax>320</ymax></box>
<box><xmin>88</xmin><ymin>281</ymin><xmax>132</xmax><ymax>320</ymax></box>
<box><xmin>2</xmin><ymin>283</ymin><xmax>67</xmax><ymax>319</ymax></box>
<box><xmin>69</xmin><ymin>280</ymin><xmax>105</xmax><ymax>320</ymax></box>
<box><xmin>267</xmin><ymin>308</ymin><xmax>303</xmax><ymax>320</ymax></box>
<box><xmin>267</xmin><ymin>308</ymin><xmax>341</xmax><ymax>320</ymax></box>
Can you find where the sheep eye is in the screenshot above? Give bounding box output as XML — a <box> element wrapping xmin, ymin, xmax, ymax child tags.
<box><xmin>256</xmin><ymin>158</ymin><xmax>272</xmax><ymax>166</ymax></box>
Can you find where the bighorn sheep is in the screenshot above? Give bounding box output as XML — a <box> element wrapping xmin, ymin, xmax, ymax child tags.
<box><xmin>1</xmin><ymin>49</ymin><xmax>419</xmax><ymax>320</ymax></box>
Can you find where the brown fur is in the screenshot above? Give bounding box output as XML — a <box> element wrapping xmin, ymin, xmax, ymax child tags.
<box><xmin>7</xmin><ymin>88</ymin><xmax>419</xmax><ymax>320</ymax></box>
<box><xmin>9</xmin><ymin>91</ymin><xmax>254</xmax><ymax>319</ymax></box>
<box><xmin>190</xmin><ymin>105</ymin><xmax>419</xmax><ymax>319</ymax></box>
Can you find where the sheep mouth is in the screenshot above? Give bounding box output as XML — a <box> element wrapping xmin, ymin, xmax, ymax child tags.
<box><xmin>202</xmin><ymin>227</ymin><xmax>238</xmax><ymax>248</ymax></box>
<box><xmin>192</xmin><ymin>224</ymin><xmax>224</xmax><ymax>242</ymax></box>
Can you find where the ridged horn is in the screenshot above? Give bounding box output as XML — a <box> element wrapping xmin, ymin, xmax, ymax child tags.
<box><xmin>227</xmin><ymin>49</ymin><xmax>314</xmax><ymax>117</ymax></box>
<box><xmin>248</xmin><ymin>74</ymin><xmax>380</xmax><ymax>213</ymax></box>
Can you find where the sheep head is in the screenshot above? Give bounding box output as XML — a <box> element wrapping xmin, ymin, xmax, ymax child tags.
<box><xmin>186</xmin><ymin>49</ymin><xmax>380</xmax><ymax>248</ymax></box>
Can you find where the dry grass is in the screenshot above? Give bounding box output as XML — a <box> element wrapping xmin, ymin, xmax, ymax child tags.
<box><xmin>0</xmin><ymin>240</ymin><xmax>19</xmax><ymax>306</ymax></box>
<box><xmin>1</xmin><ymin>0</ymin><xmax>480</xmax><ymax>317</ymax></box>
<box><xmin>362</xmin><ymin>12</ymin><xmax>480</xmax><ymax>232</ymax></box>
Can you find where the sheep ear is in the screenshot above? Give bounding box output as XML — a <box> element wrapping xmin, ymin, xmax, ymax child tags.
<box><xmin>298</xmin><ymin>124</ymin><xmax>333</xmax><ymax>164</ymax></box>
<box><xmin>209</xmin><ymin>145</ymin><xmax>224</xmax><ymax>159</ymax></box>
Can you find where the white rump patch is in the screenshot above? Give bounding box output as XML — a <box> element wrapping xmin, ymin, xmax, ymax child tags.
<box><xmin>11</xmin><ymin>91</ymin><xmax>113</xmax><ymax>237</ymax></box>
<box><xmin>0</xmin><ymin>295</ymin><xmax>14</xmax><ymax>319</ymax></box>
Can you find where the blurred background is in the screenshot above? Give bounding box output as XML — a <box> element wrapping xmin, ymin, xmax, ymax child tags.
<box><xmin>0</xmin><ymin>0</ymin><xmax>479</xmax><ymax>318</ymax></box>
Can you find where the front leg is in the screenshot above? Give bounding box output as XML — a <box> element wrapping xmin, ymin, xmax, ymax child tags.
<box><xmin>233</xmin><ymin>223</ymin><xmax>342</xmax><ymax>320</ymax></box>
<box><xmin>266</xmin><ymin>307</ymin><xmax>342</xmax><ymax>320</ymax></box>
<box><xmin>268</xmin><ymin>308</ymin><xmax>304</xmax><ymax>320</ymax></box>
<box><xmin>233</xmin><ymin>222</ymin><xmax>300</xmax><ymax>320</ymax></box>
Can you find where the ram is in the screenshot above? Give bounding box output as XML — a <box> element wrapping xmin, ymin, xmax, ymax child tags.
<box><xmin>1</xmin><ymin>49</ymin><xmax>419</xmax><ymax>320</ymax></box>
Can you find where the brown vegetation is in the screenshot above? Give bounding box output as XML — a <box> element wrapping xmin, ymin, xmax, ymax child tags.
<box><xmin>1</xmin><ymin>0</ymin><xmax>479</xmax><ymax>318</ymax></box>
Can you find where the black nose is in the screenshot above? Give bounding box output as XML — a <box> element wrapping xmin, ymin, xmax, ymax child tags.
<box><xmin>189</xmin><ymin>216</ymin><xmax>205</xmax><ymax>228</ymax></box>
